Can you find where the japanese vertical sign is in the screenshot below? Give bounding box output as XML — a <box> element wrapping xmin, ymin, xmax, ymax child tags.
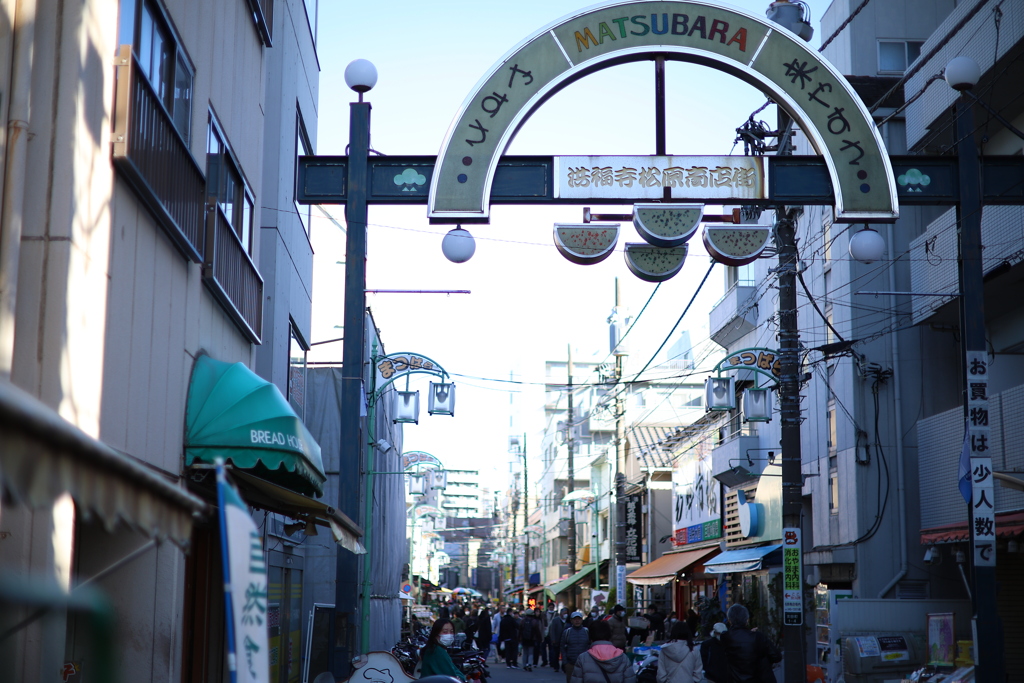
<box><xmin>217</xmin><ymin>463</ymin><xmax>270</xmax><ymax>683</ymax></box>
<box><xmin>624</xmin><ymin>495</ymin><xmax>642</xmax><ymax>563</ymax></box>
<box><xmin>782</xmin><ymin>527</ymin><xmax>803</xmax><ymax>625</ymax></box>
<box><xmin>966</xmin><ymin>351</ymin><xmax>995</xmax><ymax>567</ymax></box>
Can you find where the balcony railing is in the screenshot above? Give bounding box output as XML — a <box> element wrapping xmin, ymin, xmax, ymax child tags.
<box><xmin>112</xmin><ymin>45</ymin><xmax>206</xmax><ymax>263</ymax></box>
<box><xmin>203</xmin><ymin>205</ymin><xmax>264</xmax><ymax>343</ymax></box>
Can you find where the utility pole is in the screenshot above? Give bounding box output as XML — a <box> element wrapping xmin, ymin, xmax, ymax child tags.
<box><xmin>770</xmin><ymin>106</ymin><xmax>806</xmax><ymax>681</ymax></box>
<box><xmin>566</xmin><ymin>345</ymin><xmax>577</xmax><ymax>609</ymax></box>
<box><xmin>522</xmin><ymin>434</ymin><xmax>530</xmax><ymax>603</ymax></box>
<box><xmin>612</xmin><ymin>280</ymin><xmax>627</xmax><ymax>606</ymax></box>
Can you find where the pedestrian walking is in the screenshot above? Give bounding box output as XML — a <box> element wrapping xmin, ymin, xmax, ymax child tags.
<box><xmin>499</xmin><ymin>607</ymin><xmax>521</xmax><ymax>669</ymax></box>
<box><xmin>569</xmin><ymin>620</ymin><xmax>636</xmax><ymax>683</ymax></box>
<box><xmin>606</xmin><ymin>605</ymin><xmax>628</xmax><ymax>649</ymax></box>
<box><xmin>492</xmin><ymin>605</ymin><xmax>507</xmax><ymax>664</ymax></box>
<box><xmin>560</xmin><ymin>611</ymin><xmax>591</xmax><ymax>683</ymax></box>
<box><xmin>520</xmin><ymin>608</ymin><xmax>543</xmax><ymax>671</ymax></box>
<box><xmin>419</xmin><ymin>619</ymin><xmax>467</xmax><ymax>681</ymax></box>
<box><xmin>721</xmin><ymin>605</ymin><xmax>781</xmax><ymax>683</ymax></box>
<box><xmin>685</xmin><ymin>609</ymin><xmax>700</xmax><ymax>637</ymax></box>
<box><xmin>699</xmin><ymin>623</ymin><xmax>730</xmax><ymax>683</ymax></box>
<box><xmin>476</xmin><ymin>607</ymin><xmax>493</xmax><ymax>658</ymax></box>
<box><xmin>656</xmin><ymin>622</ymin><xmax>700</xmax><ymax>683</ymax></box>
<box><xmin>547</xmin><ymin>607</ymin><xmax>569</xmax><ymax>671</ymax></box>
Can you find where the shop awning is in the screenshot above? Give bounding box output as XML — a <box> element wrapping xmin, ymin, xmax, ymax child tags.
<box><xmin>920</xmin><ymin>510</ymin><xmax>1024</xmax><ymax>545</ymax></box>
<box><xmin>703</xmin><ymin>545</ymin><xmax>782</xmax><ymax>574</ymax></box>
<box><xmin>528</xmin><ymin>585</ymin><xmax>557</xmax><ymax>603</ymax></box>
<box><xmin>551</xmin><ymin>564</ymin><xmax>598</xmax><ymax>595</ymax></box>
<box><xmin>626</xmin><ymin>546</ymin><xmax>720</xmax><ymax>586</ymax></box>
<box><xmin>230</xmin><ymin>470</ymin><xmax>364</xmax><ymax>554</ymax></box>
<box><xmin>0</xmin><ymin>379</ymin><xmax>205</xmax><ymax>547</ymax></box>
<box><xmin>185</xmin><ymin>355</ymin><xmax>326</xmax><ymax>497</ymax></box>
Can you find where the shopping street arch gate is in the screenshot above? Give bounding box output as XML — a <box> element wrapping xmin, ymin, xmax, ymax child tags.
<box><xmin>427</xmin><ymin>0</ymin><xmax>897</xmax><ymax>222</ymax></box>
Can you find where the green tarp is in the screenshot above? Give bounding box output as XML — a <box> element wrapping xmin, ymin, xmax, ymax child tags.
<box><xmin>185</xmin><ymin>355</ymin><xmax>326</xmax><ymax>497</ymax></box>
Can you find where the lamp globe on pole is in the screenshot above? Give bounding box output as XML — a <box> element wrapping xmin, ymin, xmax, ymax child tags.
<box><xmin>766</xmin><ymin>0</ymin><xmax>814</xmax><ymax>42</ymax></box>
<box><xmin>345</xmin><ymin>58</ymin><xmax>378</xmax><ymax>100</ymax></box>
<box><xmin>441</xmin><ymin>226</ymin><xmax>476</xmax><ymax>263</ymax></box>
<box><xmin>849</xmin><ymin>227</ymin><xmax>886</xmax><ymax>263</ymax></box>
<box><xmin>944</xmin><ymin>56</ymin><xmax>980</xmax><ymax>91</ymax></box>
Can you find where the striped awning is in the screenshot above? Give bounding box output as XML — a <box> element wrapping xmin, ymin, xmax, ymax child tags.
<box><xmin>0</xmin><ymin>379</ymin><xmax>205</xmax><ymax>547</ymax></box>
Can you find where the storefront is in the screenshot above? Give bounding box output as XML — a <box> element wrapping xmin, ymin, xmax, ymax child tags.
<box><xmin>625</xmin><ymin>546</ymin><xmax>720</xmax><ymax>622</ymax></box>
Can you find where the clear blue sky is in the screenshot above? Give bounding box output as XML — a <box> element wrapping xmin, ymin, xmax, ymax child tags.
<box><xmin>306</xmin><ymin>0</ymin><xmax>836</xmax><ymax>490</ymax></box>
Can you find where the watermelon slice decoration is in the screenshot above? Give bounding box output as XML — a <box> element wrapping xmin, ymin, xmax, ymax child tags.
<box><xmin>632</xmin><ymin>203</ymin><xmax>703</xmax><ymax>247</ymax></box>
<box><xmin>702</xmin><ymin>225</ymin><xmax>771</xmax><ymax>266</ymax></box>
<box><xmin>623</xmin><ymin>243</ymin><xmax>688</xmax><ymax>282</ymax></box>
<box><xmin>554</xmin><ymin>224</ymin><xmax>619</xmax><ymax>265</ymax></box>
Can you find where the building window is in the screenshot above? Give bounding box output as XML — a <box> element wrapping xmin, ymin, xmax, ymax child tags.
<box><xmin>829</xmin><ymin>466</ymin><xmax>839</xmax><ymax>514</ymax></box>
<box><xmin>295</xmin><ymin>111</ymin><xmax>313</xmax><ymax>236</ymax></box>
<box><xmin>878</xmin><ymin>40</ymin><xmax>924</xmax><ymax>74</ymax></box>
<box><xmin>121</xmin><ymin>0</ymin><xmax>194</xmax><ymax>145</ymax></box>
<box><xmin>726</xmin><ymin>263</ymin><xmax>755</xmax><ymax>289</ymax></box>
<box><xmin>822</xmin><ymin>213</ymin><xmax>833</xmax><ymax>262</ymax></box>
<box><xmin>288</xmin><ymin>323</ymin><xmax>308</xmax><ymax>418</ymax></box>
<box><xmin>207</xmin><ymin>113</ymin><xmax>254</xmax><ymax>254</ymax></box>
<box><xmin>827</xmin><ymin>399</ymin><xmax>837</xmax><ymax>453</ymax></box>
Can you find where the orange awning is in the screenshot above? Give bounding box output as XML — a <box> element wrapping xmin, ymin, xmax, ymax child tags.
<box><xmin>626</xmin><ymin>546</ymin><xmax>719</xmax><ymax>586</ymax></box>
<box><xmin>920</xmin><ymin>510</ymin><xmax>1024</xmax><ymax>544</ymax></box>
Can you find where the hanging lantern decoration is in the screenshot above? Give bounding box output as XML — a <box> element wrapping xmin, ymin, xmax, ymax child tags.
<box><xmin>705</xmin><ymin>377</ymin><xmax>736</xmax><ymax>411</ymax></box>
<box><xmin>409</xmin><ymin>474</ymin><xmax>427</xmax><ymax>496</ymax></box>
<box><xmin>428</xmin><ymin>382</ymin><xmax>456</xmax><ymax>416</ymax></box>
<box><xmin>742</xmin><ymin>387</ymin><xmax>773</xmax><ymax>422</ymax></box>
<box><xmin>393</xmin><ymin>390</ymin><xmax>420</xmax><ymax>424</ymax></box>
<box><xmin>428</xmin><ymin>469</ymin><xmax>448</xmax><ymax>491</ymax></box>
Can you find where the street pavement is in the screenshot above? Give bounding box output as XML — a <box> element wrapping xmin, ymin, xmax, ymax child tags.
<box><xmin>485</xmin><ymin>651</ymin><xmax>566</xmax><ymax>683</ymax></box>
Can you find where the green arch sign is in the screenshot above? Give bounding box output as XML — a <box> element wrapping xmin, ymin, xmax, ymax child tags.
<box><xmin>428</xmin><ymin>0</ymin><xmax>898</xmax><ymax>223</ymax></box>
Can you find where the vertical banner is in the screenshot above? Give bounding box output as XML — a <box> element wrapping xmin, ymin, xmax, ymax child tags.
<box><xmin>217</xmin><ymin>463</ymin><xmax>271</xmax><ymax>683</ymax></box>
<box><xmin>624</xmin><ymin>495</ymin><xmax>642</xmax><ymax>563</ymax></box>
<box><xmin>966</xmin><ymin>351</ymin><xmax>995</xmax><ymax>567</ymax></box>
<box><xmin>782</xmin><ymin>527</ymin><xmax>803</xmax><ymax>626</ymax></box>
<box><xmin>616</xmin><ymin>565</ymin><xmax>626</xmax><ymax>605</ymax></box>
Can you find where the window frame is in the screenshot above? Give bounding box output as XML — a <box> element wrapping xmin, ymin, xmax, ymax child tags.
<box><xmin>294</xmin><ymin>109</ymin><xmax>314</xmax><ymax>237</ymax></box>
<box><xmin>121</xmin><ymin>0</ymin><xmax>195</xmax><ymax>146</ymax></box>
<box><xmin>287</xmin><ymin>320</ymin><xmax>309</xmax><ymax>419</ymax></box>
<box><xmin>206</xmin><ymin>109</ymin><xmax>256</xmax><ymax>255</ymax></box>
<box><xmin>877</xmin><ymin>39</ymin><xmax>925</xmax><ymax>75</ymax></box>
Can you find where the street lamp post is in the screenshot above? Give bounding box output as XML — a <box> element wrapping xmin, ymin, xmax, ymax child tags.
<box><xmin>945</xmin><ymin>56</ymin><xmax>1005</xmax><ymax>683</ymax></box>
<box><xmin>334</xmin><ymin>58</ymin><xmax>376</xmax><ymax>677</ymax></box>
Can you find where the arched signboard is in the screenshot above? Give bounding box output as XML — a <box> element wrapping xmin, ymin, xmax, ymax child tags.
<box><xmin>428</xmin><ymin>0</ymin><xmax>897</xmax><ymax>223</ymax></box>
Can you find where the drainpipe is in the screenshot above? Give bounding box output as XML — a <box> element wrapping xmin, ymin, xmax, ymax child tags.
<box><xmin>878</xmin><ymin>222</ymin><xmax>908</xmax><ymax>598</ymax></box>
<box><xmin>0</xmin><ymin>0</ymin><xmax>36</xmax><ymax>376</ymax></box>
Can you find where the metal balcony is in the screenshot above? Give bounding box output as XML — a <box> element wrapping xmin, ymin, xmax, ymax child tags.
<box><xmin>112</xmin><ymin>46</ymin><xmax>206</xmax><ymax>264</ymax></box>
<box><xmin>709</xmin><ymin>284</ymin><xmax>757</xmax><ymax>348</ymax></box>
<box><xmin>203</xmin><ymin>205</ymin><xmax>264</xmax><ymax>343</ymax></box>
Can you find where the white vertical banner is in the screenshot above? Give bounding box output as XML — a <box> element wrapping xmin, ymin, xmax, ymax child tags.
<box><xmin>616</xmin><ymin>564</ymin><xmax>626</xmax><ymax>605</ymax></box>
<box><xmin>965</xmin><ymin>351</ymin><xmax>995</xmax><ymax>567</ymax></box>
<box><xmin>217</xmin><ymin>463</ymin><xmax>271</xmax><ymax>683</ymax></box>
<box><xmin>782</xmin><ymin>527</ymin><xmax>803</xmax><ymax>626</ymax></box>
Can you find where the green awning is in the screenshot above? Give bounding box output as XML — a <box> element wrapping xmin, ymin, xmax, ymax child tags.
<box><xmin>185</xmin><ymin>355</ymin><xmax>326</xmax><ymax>497</ymax></box>
<box><xmin>551</xmin><ymin>564</ymin><xmax>598</xmax><ymax>595</ymax></box>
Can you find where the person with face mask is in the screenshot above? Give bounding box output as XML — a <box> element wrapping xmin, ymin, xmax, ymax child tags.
<box><xmin>583</xmin><ymin>606</ymin><xmax>601</xmax><ymax>628</ymax></box>
<box><xmin>420</xmin><ymin>619</ymin><xmax>466</xmax><ymax>681</ymax></box>
<box><xmin>607</xmin><ymin>605</ymin><xmax>628</xmax><ymax>649</ymax></box>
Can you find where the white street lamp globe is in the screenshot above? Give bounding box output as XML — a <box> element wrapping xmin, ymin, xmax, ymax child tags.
<box><xmin>849</xmin><ymin>227</ymin><xmax>886</xmax><ymax>263</ymax></box>
<box><xmin>441</xmin><ymin>227</ymin><xmax>476</xmax><ymax>263</ymax></box>
<box><xmin>345</xmin><ymin>59</ymin><xmax>378</xmax><ymax>93</ymax></box>
<box><xmin>945</xmin><ymin>56</ymin><xmax>980</xmax><ymax>91</ymax></box>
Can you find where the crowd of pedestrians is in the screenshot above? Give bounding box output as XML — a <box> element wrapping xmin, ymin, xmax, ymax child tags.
<box><xmin>424</xmin><ymin>600</ymin><xmax>780</xmax><ymax>683</ymax></box>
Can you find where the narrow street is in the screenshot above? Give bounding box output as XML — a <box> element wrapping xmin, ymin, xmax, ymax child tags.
<box><xmin>485</xmin><ymin>657</ymin><xmax>566</xmax><ymax>683</ymax></box>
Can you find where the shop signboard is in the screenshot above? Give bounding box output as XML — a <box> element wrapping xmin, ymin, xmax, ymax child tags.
<box><xmin>624</xmin><ymin>495</ymin><xmax>642</xmax><ymax>563</ymax></box>
<box><xmin>782</xmin><ymin>527</ymin><xmax>803</xmax><ymax>626</ymax></box>
<box><xmin>671</xmin><ymin>444</ymin><xmax>721</xmax><ymax>547</ymax></box>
